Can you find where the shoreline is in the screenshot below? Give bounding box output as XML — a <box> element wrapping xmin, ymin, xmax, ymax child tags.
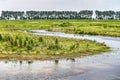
<box><xmin>0</xmin><ymin>49</ymin><xmax>110</xmax><ymax>60</ymax></box>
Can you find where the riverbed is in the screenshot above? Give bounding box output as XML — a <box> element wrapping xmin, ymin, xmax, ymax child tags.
<box><xmin>0</xmin><ymin>30</ymin><xmax>120</xmax><ymax>80</ymax></box>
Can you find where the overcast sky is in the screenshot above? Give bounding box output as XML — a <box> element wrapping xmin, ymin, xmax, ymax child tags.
<box><xmin>0</xmin><ymin>0</ymin><xmax>120</xmax><ymax>13</ymax></box>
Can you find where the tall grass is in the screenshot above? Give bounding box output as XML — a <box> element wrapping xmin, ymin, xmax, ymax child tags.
<box><xmin>0</xmin><ymin>20</ymin><xmax>111</xmax><ymax>60</ymax></box>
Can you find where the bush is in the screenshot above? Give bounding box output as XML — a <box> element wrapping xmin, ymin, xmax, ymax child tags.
<box><xmin>0</xmin><ymin>34</ymin><xmax>2</xmax><ymax>41</ymax></box>
<box><xmin>55</xmin><ymin>38</ymin><xmax>58</xmax><ymax>45</ymax></box>
<box><xmin>26</xmin><ymin>44</ymin><xmax>33</xmax><ymax>50</ymax></box>
<box><xmin>48</xmin><ymin>44</ymin><xmax>60</xmax><ymax>50</ymax></box>
<box><xmin>59</xmin><ymin>22</ymin><xmax>72</xmax><ymax>27</ymax></box>
<box><xmin>39</xmin><ymin>37</ymin><xmax>43</xmax><ymax>42</ymax></box>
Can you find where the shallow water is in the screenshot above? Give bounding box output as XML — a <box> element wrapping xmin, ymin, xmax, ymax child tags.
<box><xmin>0</xmin><ymin>30</ymin><xmax>120</xmax><ymax>80</ymax></box>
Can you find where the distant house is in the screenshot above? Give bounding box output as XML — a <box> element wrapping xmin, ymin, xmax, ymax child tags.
<box><xmin>9</xmin><ymin>17</ymin><xmax>15</xmax><ymax>20</ymax></box>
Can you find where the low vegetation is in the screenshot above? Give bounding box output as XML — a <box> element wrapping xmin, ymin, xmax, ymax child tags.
<box><xmin>0</xmin><ymin>27</ymin><xmax>110</xmax><ymax>60</ymax></box>
<box><xmin>0</xmin><ymin>20</ymin><xmax>119</xmax><ymax>37</ymax></box>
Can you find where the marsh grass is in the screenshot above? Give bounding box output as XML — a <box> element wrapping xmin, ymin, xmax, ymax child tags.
<box><xmin>0</xmin><ymin>20</ymin><xmax>112</xmax><ymax>60</ymax></box>
<box><xmin>0</xmin><ymin>20</ymin><xmax>120</xmax><ymax>37</ymax></box>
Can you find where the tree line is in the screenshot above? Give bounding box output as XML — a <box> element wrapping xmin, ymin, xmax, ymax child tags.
<box><xmin>0</xmin><ymin>10</ymin><xmax>120</xmax><ymax>20</ymax></box>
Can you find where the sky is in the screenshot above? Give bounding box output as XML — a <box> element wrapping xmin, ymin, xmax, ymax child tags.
<box><xmin>0</xmin><ymin>0</ymin><xmax>120</xmax><ymax>13</ymax></box>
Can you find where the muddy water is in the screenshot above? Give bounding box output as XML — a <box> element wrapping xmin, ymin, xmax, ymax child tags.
<box><xmin>0</xmin><ymin>30</ymin><xmax>120</xmax><ymax>80</ymax></box>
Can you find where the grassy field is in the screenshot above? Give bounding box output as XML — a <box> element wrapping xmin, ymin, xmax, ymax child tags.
<box><xmin>0</xmin><ymin>20</ymin><xmax>120</xmax><ymax>37</ymax></box>
<box><xmin>0</xmin><ymin>20</ymin><xmax>113</xmax><ymax>60</ymax></box>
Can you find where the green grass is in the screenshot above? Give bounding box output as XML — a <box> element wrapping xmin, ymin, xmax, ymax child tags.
<box><xmin>0</xmin><ymin>20</ymin><xmax>112</xmax><ymax>60</ymax></box>
<box><xmin>0</xmin><ymin>20</ymin><xmax>120</xmax><ymax>37</ymax></box>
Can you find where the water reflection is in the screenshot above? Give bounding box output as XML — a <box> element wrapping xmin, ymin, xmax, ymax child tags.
<box><xmin>19</xmin><ymin>60</ymin><xmax>22</xmax><ymax>64</ymax></box>
<box><xmin>0</xmin><ymin>30</ymin><xmax>120</xmax><ymax>80</ymax></box>
<box><xmin>54</xmin><ymin>60</ymin><xmax>59</xmax><ymax>65</ymax></box>
<box><xmin>67</xmin><ymin>58</ymin><xmax>75</xmax><ymax>62</ymax></box>
<box><xmin>4</xmin><ymin>60</ymin><xmax>8</xmax><ymax>64</ymax></box>
<box><xmin>1</xmin><ymin>60</ymin><xmax>35</xmax><ymax>65</ymax></box>
<box><xmin>27</xmin><ymin>60</ymin><xmax>34</xmax><ymax>65</ymax></box>
<box><xmin>1</xmin><ymin>59</ymin><xmax>77</xmax><ymax>65</ymax></box>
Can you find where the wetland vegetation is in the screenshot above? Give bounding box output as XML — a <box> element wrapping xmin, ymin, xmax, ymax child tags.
<box><xmin>0</xmin><ymin>20</ymin><xmax>113</xmax><ymax>60</ymax></box>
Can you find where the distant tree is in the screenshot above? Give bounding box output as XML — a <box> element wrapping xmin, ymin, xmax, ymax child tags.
<box><xmin>95</xmin><ymin>10</ymin><xmax>115</xmax><ymax>20</ymax></box>
<box><xmin>116</xmin><ymin>11</ymin><xmax>120</xmax><ymax>20</ymax></box>
<box><xmin>79</xmin><ymin>10</ymin><xmax>93</xmax><ymax>19</ymax></box>
<box><xmin>1</xmin><ymin>10</ymin><xmax>120</xmax><ymax>20</ymax></box>
<box><xmin>103</xmin><ymin>11</ymin><xmax>115</xmax><ymax>20</ymax></box>
<box><xmin>1</xmin><ymin>11</ymin><xmax>24</xmax><ymax>20</ymax></box>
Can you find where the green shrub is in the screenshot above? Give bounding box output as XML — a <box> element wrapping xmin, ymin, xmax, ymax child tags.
<box><xmin>26</xmin><ymin>44</ymin><xmax>33</xmax><ymax>50</ymax></box>
<box><xmin>39</xmin><ymin>37</ymin><xmax>43</xmax><ymax>42</ymax></box>
<box><xmin>0</xmin><ymin>34</ymin><xmax>2</xmax><ymax>41</ymax></box>
<box><xmin>55</xmin><ymin>38</ymin><xmax>58</xmax><ymax>45</ymax></box>
<box><xmin>59</xmin><ymin>22</ymin><xmax>72</xmax><ymax>27</ymax></box>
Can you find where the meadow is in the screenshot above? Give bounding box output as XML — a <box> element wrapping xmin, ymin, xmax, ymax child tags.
<box><xmin>0</xmin><ymin>20</ymin><xmax>120</xmax><ymax>37</ymax></box>
<box><xmin>0</xmin><ymin>20</ymin><xmax>115</xmax><ymax>60</ymax></box>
